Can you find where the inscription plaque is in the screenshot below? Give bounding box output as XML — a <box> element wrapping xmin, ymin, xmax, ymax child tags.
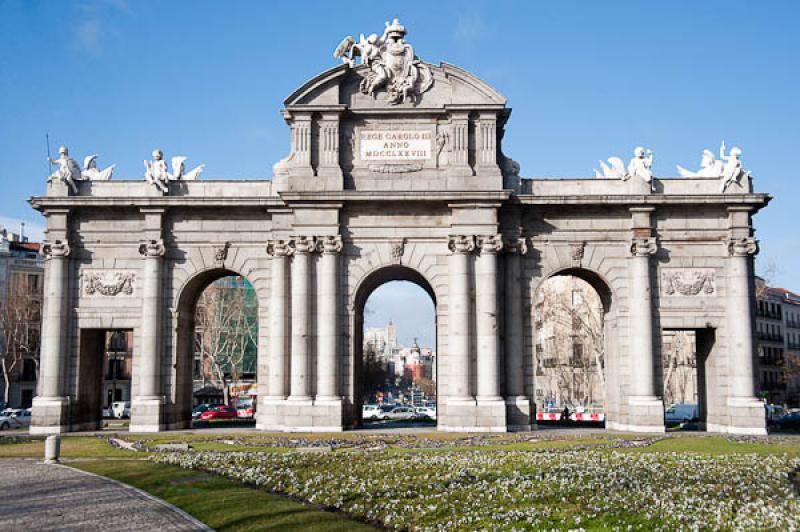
<box><xmin>359</xmin><ymin>130</ymin><xmax>432</xmax><ymax>161</ymax></box>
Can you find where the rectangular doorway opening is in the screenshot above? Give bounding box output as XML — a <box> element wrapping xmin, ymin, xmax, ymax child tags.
<box><xmin>661</xmin><ymin>328</ymin><xmax>712</xmax><ymax>431</ymax></box>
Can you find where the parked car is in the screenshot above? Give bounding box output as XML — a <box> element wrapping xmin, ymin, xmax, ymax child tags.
<box><xmin>774</xmin><ymin>411</ymin><xmax>800</xmax><ymax>430</ymax></box>
<box><xmin>0</xmin><ymin>408</ymin><xmax>32</xmax><ymax>430</ymax></box>
<box><xmin>112</xmin><ymin>401</ymin><xmax>130</xmax><ymax>419</ymax></box>
<box><xmin>11</xmin><ymin>409</ymin><xmax>32</xmax><ymax>428</ymax></box>
<box><xmin>101</xmin><ymin>406</ymin><xmax>114</xmax><ymax>419</ymax></box>
<box><xmin>192</xmin><ymin>403</ymin><xmax>220</xmax><ymax>420</ymax></box>
<box><xmin>362</xmin><ymin>404</ymin><xmax>381</xmax><ymax>421</ymax></box>
<box><xmin>414</xmin><ymin>406</ymin><xmax>437</xmax><ymax>420</ymax></box>
<box><xmin>198</xmin><ymin>405</ymin><xmax>238</xmax><ymax>421</ymax></box>
<box><xmin>0</xmin><ymin>409</ymin><xmax>21</xmax><ymax>430</ymax></box>
<box><xmin>664</xmin><ymin>403</ymin><xmax>699</xmax><ymax>425</ymax></box>
<box><xmin>380</xmin><ymin>406</ymin><xmax>416</xmax><ymax>421</ymax></box>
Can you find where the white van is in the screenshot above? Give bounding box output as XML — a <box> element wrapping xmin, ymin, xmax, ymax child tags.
<box><xmin>112</xmin><ymin>401</ymin><xmax>131</xmax><ymax>419</ymax></box>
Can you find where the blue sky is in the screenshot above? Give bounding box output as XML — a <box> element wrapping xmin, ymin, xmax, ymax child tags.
<box><xmin>1</xmin><ymin>1</ymin><xmax>798</xmax><ymax>346</ymax></box>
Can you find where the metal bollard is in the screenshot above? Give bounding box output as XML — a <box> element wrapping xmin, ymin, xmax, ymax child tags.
<box><xmin>44</xmin><ymin>434</ymin><xmax>61</xmax><ymax>464</ymax></box>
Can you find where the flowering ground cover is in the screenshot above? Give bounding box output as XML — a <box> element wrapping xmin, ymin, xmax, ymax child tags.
<box><xmin>152</xmin><ymin>436</ymin><xmax>800</xmax><ymax>531</ymax></box>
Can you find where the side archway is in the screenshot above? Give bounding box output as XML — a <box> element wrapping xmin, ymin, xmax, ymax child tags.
<box><xmin>171</xmin><ymin>267</ymin><xmax>263</xmax><ymax>429</ymax></box>
<box><xmin>533</xmin><ymin>267</ymin><xmax>617</xmax><ymax>426</ymax></box>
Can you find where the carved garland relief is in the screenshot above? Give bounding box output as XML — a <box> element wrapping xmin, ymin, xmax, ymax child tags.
<box><xmin>660</xmin><ymin>268</ymin><xmax>716</xmax><ymax>296</ymax></box>
<box><xmin>83</xmin><ymin>271</ymin><xmax>136</xmax><ymax>296</ymax></box>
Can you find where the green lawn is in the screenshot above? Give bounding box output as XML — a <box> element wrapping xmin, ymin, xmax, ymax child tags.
<box><xmin>2</xmin><ymin>432</ymin><xmax>798</xmax><ymax>530</ymax></box>
<box><xmin>71</xmin><ymin>460</ymin><xmax>375</xmax><ymax>531</ymax></box>
<box><xmin>0</xmin><ymin>436</ymin><xmax>140</xmax><ymax>458</ymax></box>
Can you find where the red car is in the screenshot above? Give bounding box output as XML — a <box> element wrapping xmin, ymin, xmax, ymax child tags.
<box><xmin>198</xmin><ymin>405</ymin><xmax>238</xmax><ymax>421</ymax></box>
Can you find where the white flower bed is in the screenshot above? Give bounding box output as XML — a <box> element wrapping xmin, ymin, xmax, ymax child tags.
<box><xmin>152</xmin><ymin>447</ymin><xmax>800</xmax><ymax>530</ymax></box>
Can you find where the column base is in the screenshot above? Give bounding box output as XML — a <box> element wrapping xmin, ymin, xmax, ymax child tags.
<box><xmin>30</xmin><ymin>396</ymin><xmax>71</xmax><ymax>434</ymax></box>
<box><xmin>129</xmin><ymin>397</ymin><xmax>165</xmax><ymax>433</ymax></box>
<box><xmin>256</xmin><ymin>396</ymin><xmax>344</xmax><ymax>432</ymax></box>
<box><xmin>706</xmin><ymin>396</ymin><xmax>767</xmax><ymax>435</ymax></box>
<box><xmin>618</xmin><ymin>395</ymin><xmax>666</xmax><ymax>433</ymax></box>
<box><xmin>606</xmin><ymin>420</ymin><xmax>666</xmax><ymax>433</ymax></box>
<box><xmin>439</xmin><ymin>397</ymin><xmax>507</xmax><ymax>432</ymax></box>
<box><xmin>505</xmin><ymin>396</ymin><xmax>533</xmax><ymax>430</ymax></box>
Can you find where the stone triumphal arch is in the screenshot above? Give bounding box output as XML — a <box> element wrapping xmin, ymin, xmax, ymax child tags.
<box><xmin>31</xmin><ymin>20</ymin><xmax>769</xmax><ymax>435</ymax></box>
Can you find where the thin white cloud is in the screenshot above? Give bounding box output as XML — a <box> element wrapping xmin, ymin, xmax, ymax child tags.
<box><xmin>453</xmin><ymin>13</ymin><xmax>489</xmax><ymax>41</ymax></box>
<box><xmin>71</xmin><ymin>0</ymin><xmax>130</xmax><ymax>56</ymax></box>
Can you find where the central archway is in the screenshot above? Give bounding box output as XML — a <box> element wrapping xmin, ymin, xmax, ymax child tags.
<box><xmin>352</xmin><ymin>265</ymin><xmax>437</xmax><ymax>428</ymax></box>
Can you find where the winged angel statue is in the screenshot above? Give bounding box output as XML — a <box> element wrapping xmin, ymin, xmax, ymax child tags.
<box><xmin>334</xmin><ymin>18</ymin><xmax>433</xmax><ymax>105</ymax></box>
<box><xmin>594</xmin><ymin>146</ymin><xmax>655</xmax><ymax>190</ymax></box>
<box><xmin>48</xmin><ymin>146</ymin><xmax>115</xmax><ymax>193</ymax></box>
<box><xmin>144</xmin><ymin>149</ymin><xmax>204</xmax><ymax>194</ymax></box>
<box><xmin>676</xmin><ymin>141</ymin><xmax>750</xmax><ymax>192</ymax></box>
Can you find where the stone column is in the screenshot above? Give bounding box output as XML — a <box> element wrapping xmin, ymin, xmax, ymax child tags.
<box><xmin>130</xmin><ymin>238</ymin><xmax>165</xmax><ymax>432</ymax></box>
<box><xmin>266</xmin><ymin>240</ymin><xmax>292</xmax><ymax>399</ymax></box>
<box><xmin>726</xmin><ymin>236</ymin><xmax>759</xmax><ymax>399</ymax></box>
<box><xmin>503</xmin><ymin>237</ymin><xmax>527</xmax><ymax>400</ymax></box>
<box><xmin>447</xmin><ymin>235</ymin><xmax>475</xmax><ymax>401</ymax></box>
<box><xmin>476</xmin><ymin>235</ymin><xmax>503</xmax><ymax>400</ymax></box>
<box><xmin>289</xmin><ymin>236</ymin><xmax>314</xmax><ymax>401</ymax></box>
<box><xmin>37</xmin><ymin>240</ymin><xmax>70</xmax><ymax>400</ymax></box>
<box><xmin>628</xmin><ymin>236</ymin><xmax>658</xmax><ymax>400</ymax></box>
<box><xmin>316</xmin><ymin>235</ymin><xmax>342</xmax><ymax>400</ymax></box>
<box><xmin>31</xmin><ymin>240</ymin><xmax>72</xmax><ymax>433</ymax></box>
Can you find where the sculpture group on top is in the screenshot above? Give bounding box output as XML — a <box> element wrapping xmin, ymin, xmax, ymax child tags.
<box><xmin>676</xmin><ymin>141</ymin><xmax>750</xmax><ymax>192</ymax></box>
<box><xmin>594</xmin><ymin>146</ymin><xmax>655</xmax><ymax>191</ymax></box>
<box><xmin>144</xmin><ymin>149</ymin><xmax>205</xmax><ymax>194</ymax></box>
<box><xmin>594</xmin><ymin>142</ymin><xmax>750</xmax><ymax>192</ymax></box>
<box><xmin>334</xmin><ymin>18</ymin><xmax>433</xmax><ymax>105</ymax></box>
<box><xmin>48</xmin><ymin>146</ymin><xmax>115</xmax><ymax>193</ymax></box>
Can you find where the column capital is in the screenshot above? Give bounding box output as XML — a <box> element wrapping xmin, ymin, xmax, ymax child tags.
<box><xmin>629</xmin><ymin>237</ymin><xmax>657</xmax><ymax>257</ymax></box>
<box><xmin>290</xmin><ymin>235</ymin><xmax>316</xmax><ymax>254</ymax></box>
<box><xmin>477</xmin><ymin>234</ymin><xmax>503</xmax><ymax>254</ymax></box>
<box><xmin>319</xmin><ymin>235</ymin><xmax>343</xmax><ymax>254</ymax></box>
<box><xmin>448</xmin><ymin>234</ymin><xmax>475</xmax><ymax>254</ymax></box>
<box><xmin>41</xmin><ymin>239</ymin><xmax>71</xmax><ymax>258</ymax></box>
<box><xmin>138</xmin><ymin>239</ymin><xmax>165</xmax><ymax>258</ymax></box>
<box><xmin>266</xmin><ymin>239</ymin><xmax>294</xmax><ymax>257</ymax></box>
<box><xmin>727</xmin><ymin>237</ymin><xmax>758</xmax><ymax>257</ymax></box>
<box><xmin>503</xmin><ymin>236</ymin><xmax>528</xmax><ymax>255</ymax></box>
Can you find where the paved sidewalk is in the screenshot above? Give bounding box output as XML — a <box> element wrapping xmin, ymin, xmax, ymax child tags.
<box><xmin>0</xmin><ymin>459</ymin><xmax>209</xmax><ymax>531</ymax></box>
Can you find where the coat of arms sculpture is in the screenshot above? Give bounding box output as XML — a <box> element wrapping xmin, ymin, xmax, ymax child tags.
<box><xmin>334</xmin><ymin>18</ymin><xmax>433</xmax><ymax>105</ymax></box>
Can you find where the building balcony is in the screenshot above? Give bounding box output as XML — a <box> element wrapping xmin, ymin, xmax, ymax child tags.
<box><xmin>756</xmin><ymin>333</ymin><xmax>784</xmax><ymax>343</ymax></box>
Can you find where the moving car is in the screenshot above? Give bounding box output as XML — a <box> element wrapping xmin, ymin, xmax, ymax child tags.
<box><xmin>362</xmin><ymin>404</ymin><xmax>381</xmax><ymax>421</ymax></box>
<box><xmin>198</xmin><ymin>405</ymin><xmax>238</xmax><ymax>421</ymax></box>
<box><xmin>664</xmin><ymin>403</ymin><xmax>699</xmax><ymax>425</ymax></box>
<box><xmin>414</xmin><ymin>406</ymin><xmax>437</xmax><ymax>420</ymax></box>
<box><xmin>192</xmin><ymin>403</ymin><xmax>219</xmax><ymax>420</ymax></box>
<box><xmin>380</xmin><ymin>406</ymin><xmax>416</xmax><ymax>421</ymax></box>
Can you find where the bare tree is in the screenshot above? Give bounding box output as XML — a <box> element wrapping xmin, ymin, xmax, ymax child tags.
<box><xmin>195</xmin><ymin>277</ymin><xmax>257</xmax><ymax>405</ymax></box>
<box><xmin>0</xmin><ymin>275</ymin><xmax>41</xmax><ymax>405</ymax></box>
